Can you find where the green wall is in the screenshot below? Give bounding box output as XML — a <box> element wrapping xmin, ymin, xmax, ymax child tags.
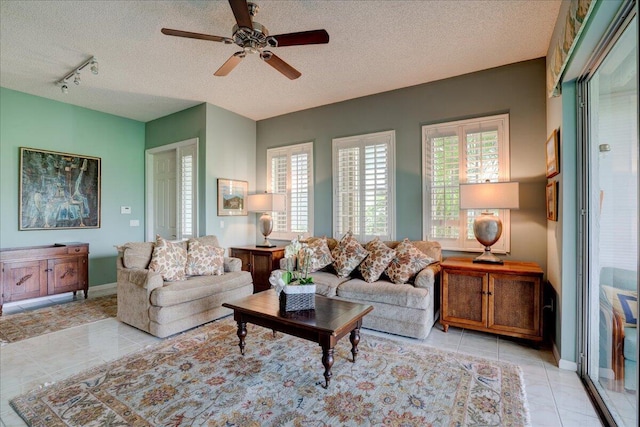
<box><xmin>257</xmin><ymin>59</ymin><xmax>548</xmax><ymax>271</ymax></box>
<box><xmin>145</xmin><ymin>103</ymin><xmax>256</xmax><ymax>249</ymax></box>
<box><xmin>0</xmin><ymin>87</ymin><xmax>145</xmax><ymax>286</ymax></box>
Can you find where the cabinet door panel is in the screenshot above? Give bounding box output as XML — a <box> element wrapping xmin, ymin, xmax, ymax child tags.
<box><xmin>251</xmin><ymin>253</ymin><xmax>273</xmax><ymax>293</ymax></box>
<box><xmin>442</xmin><ymin>270</ymin><xmax>487</xmax><ymax>328</ymax></box>
<box><xmin>489</xmin><ymin>273</ymin><xmax>540</xmax><ymax>336</ymax></box>
<box><xmin>2</xmin><ymin>260</ymin><xmax>47</xmax><ymax>302</ymax></box>
<box><xmin>48</xmin><ymin>258</ymin><xmax>82</xmax><ymax>294</ymax></box>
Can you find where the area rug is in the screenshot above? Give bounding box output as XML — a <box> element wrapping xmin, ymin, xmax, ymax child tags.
<box><xmin>0</xmin><ymin>294</ymin><xmax>117</xmax><ymax>344</ymax></box>
<box><xmin>10</xmin><ymin>317</ymin><xmax>530</xmax><ymax>426</ymax></box>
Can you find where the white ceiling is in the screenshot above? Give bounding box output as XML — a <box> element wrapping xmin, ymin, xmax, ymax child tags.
<box><xmin>0</xmin><ymin>0</ymin><xmax>561</xmax><ymax>122</ymax></box>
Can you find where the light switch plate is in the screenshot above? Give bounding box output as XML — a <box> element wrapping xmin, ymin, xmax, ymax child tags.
<box><xmin>129</xmin><ymin>219</ymin><xmax>139</xmax><ymax>227</ymax></box>
<box><xmin>121</xmin><ymin>206</ymin><xmax>131</xmax><ymax>214</ymax></box>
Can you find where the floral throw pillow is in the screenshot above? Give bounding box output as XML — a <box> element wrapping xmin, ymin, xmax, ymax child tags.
<box><xmin>358</xmin><ymin>237</ymin><xmax>396</xmax><ymax>283</ymax></box>
<box><xmin>299</xmin><ymin>238</ymin><xmax>333</xmax><ymax>272</ymax></box>
<box><xmin>332</xmin><ymin>231</ymin><xmax>369</xmax><ymax>278</ymax></box>
<box><xmin>385</xmin><ymin>238</ymin><xmax>434</xmax><ymax>285</ymax></box>
<box><xmin>185</xmin><ymin>240</ymin><xmax>224</xmax><ymax>276</ymax></box>
<box><xmin>148</xmin><ymin>235</ymin><xmax>187</xmax><ymax>282</ymax></box>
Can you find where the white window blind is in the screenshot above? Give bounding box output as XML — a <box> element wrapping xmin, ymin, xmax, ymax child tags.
<box><xmin>267</xmin><ymin>142</ymin><xmax>313</xmax><ymax>240</ymax></box>
<box><xmin>178</xmin><ymin>143</ymin><xmax>197</xmax><ymax>239</ymax></box>
<box><xmin>423</xmin><ymin>114</ymin><xmax>510</xmax><ymax>252</ymax></box>
<box><xmin>333</xmin><ymin>130</ymin><xmax>395</xmax><ymax>241</ymax></box>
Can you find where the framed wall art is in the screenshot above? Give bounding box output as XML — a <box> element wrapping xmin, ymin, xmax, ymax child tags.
<box><xmin>20</xmin><ymin>147</ymin><xmax>101</xmax><ymax>230</ymax></box>
<box><xmin>545</xmin><ymin>129</ymin><xmax>560</xmax><ymax>178</ymax></box>
<box><xmin>546</xmin><ymin>180</ymin><xmax>558</xmax><ymax>221</ymax></box>
<box><xmin>217</xmin><ymin>178</ymin><xmax>248</xmax><ymax>216</ymax></box>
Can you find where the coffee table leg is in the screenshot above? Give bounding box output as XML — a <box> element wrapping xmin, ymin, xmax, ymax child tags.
<box><xmin>321</xmin><ymin>347</ymin><xmax>334</xmax><ymax>389</ymax></box>
<box><xmin>349</xmin><ymin>327</ymin><xmax>360</xmax><ymax>363</ymax></box>
<box><xmin>236</xmin><ymin>321</ymin><xmax>247</xmax><ymax>355</ymax></box>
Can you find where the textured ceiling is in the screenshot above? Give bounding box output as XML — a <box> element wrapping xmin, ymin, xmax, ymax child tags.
<box><xmin>0</xmin><ymin>1</ymin><xmax>561</xmax><ymax>122</ymax></box>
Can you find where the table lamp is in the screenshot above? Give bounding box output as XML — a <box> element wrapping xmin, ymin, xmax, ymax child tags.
<box><xmin>459</xmin><ymin>181</ymin><xmax>519</xmax><ymax>264</ymax></box>
<box><xmin>247</xmin><ymin>192</ymin><xmax>286</xmax><ymax>247</ymax></box>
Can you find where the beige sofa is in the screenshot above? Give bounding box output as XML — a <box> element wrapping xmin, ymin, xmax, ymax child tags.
<box><xmin>116</xmin><ymin>235</ymin><xmax>253</xmax><ymax>338</ymax></box>
<box><xmin>282</xmin><ymin>238</ymin><xmax>442</xmax><ymax>339</ymax></box>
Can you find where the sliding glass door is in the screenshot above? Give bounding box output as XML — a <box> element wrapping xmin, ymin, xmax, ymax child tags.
<box><xmin>579</xmin><ymin>7</ymin><xmax>638</xmax><ymax>426</ymax></box>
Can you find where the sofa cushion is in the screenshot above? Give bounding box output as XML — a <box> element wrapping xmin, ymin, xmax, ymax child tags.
<box><xmin>185</xmin><ymin>240</ymin><xmax>224</xmax><ymax>276</ymax></box>
<box><xmin>603</xmin><ymin>285</ymin><xmax>638</xmax><ymax>327</ymax></box>
<box><xmin>336</xmin><ymin>278</ymin><xmax>430</xmax><ymax>310</ymax></box>
<box><xmin>150</xmin><ymin>271</ymin><xmax>252</xmax><ymax>306</ymax></box>
<box><xmin>148</xmin><ymin>236</ymin><xmax>187</xmax><ymax>282</ymax></box>
<box><xmin>308</xmin><ymin>271</ymin><xmax>352</xmax><ymax>297</ymax></box>
<box><xmin>190</xmin><ymin>235</ymin><xmax>222</xmax><ymax>249</ymax></box>
<box><xmin>122</xmin><ymin>242</ymin><xmax>154</xmax><ymax>269</ymax></box>
<box><xmin>359</xmin><ymin>237</ymin><xmax>396</xmax><ymax>283</ymax></box>
<box><xmin>332</xmin><ymin>231</ymin><xmax>369</xmax><ymax>278</ymax></box>
<box><xmin>385</xmin><ymin>239</ymin><xmax>435</xmax><ymax>284</ymax></box>
<box><xmin>300</xmin><ymin>237</ymin><xmax>333</xmax><ymax>272</ymax></box>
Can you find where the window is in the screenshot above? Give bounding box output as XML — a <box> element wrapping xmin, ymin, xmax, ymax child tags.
<box><xmin>422</xmin><ymin>114</ymin><xmax>511</xmax><ymax>252</ymax></box>
<box><xmin>267</xmin><ymin>142</ymin><xmax>313</xmax><ymax>240</ymax></box>
<box><xmin>333</xmin><ymin>130</ymin><xmax>395</xmax><ymax>241</ymax></box>
<box><xmin>179</xmin><ymin>144</ymin><xmax>196</xmax><ymax>239</ymax></box>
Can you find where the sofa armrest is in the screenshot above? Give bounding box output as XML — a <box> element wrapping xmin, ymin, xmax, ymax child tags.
<box><xmin>224</xmin><ymin>257</ymin><xmax>242</xmax><ymax>272</ymax></box>
<box><xmin>117</xmin><ymin>267</ymin><xmax>164</xmax><ymax>292</ymax></box>
<box><xmin>414</xmin><ymin>263</ymin><xmax>441</xmax><ymax>290</ymax></box>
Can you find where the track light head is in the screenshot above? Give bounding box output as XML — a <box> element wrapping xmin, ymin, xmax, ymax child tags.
<box><xmin>90</xmin><ymin>59</ymin><xmax>98</xmax><ymax>75</ymax></box>
<box><xmin>73</xmin><ymin>72</ymin><xmax>81</xmax><ymax>85</ymax></box>
<box><xmin>61</xmin><ymin>84</ymin><xmax>69</xmax><ymax>94</ymax></box>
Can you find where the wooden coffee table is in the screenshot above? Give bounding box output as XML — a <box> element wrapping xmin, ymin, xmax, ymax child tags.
<box><xmin>222</xmin><ymin>289</ymin><xmax>373</xmax><ymax>388</ymax></box>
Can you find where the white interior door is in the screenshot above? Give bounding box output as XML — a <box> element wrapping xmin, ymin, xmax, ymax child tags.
<box><xmin>153</xmin><ymin>150</ymin><xmax>177</xmax><ymax>240</ymax></box>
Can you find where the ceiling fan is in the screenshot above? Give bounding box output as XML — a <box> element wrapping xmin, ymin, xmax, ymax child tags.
<box><xmin>161</xmin><ymin>0</ymin><xmax>329</xmax><ymax>80</ymax></box>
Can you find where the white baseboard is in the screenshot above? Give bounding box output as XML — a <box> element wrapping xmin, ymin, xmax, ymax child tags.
<box><xmin>552</xmin><ymin>341</ymin><xmax>578</xmax><ymax>371</ymax></box>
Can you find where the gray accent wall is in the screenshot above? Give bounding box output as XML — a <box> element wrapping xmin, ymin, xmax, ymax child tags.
<box><xmin>257</xmin><ymin>59</ymin><xmax>548</xmax><ymax>272</ymax></box>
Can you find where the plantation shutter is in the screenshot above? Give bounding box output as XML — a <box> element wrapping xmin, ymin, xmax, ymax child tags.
<box><xmin>267</xmin><ymin>142</ymin><xmax>313</xmax><ymax>240</ymax></box>
<box><xmin>333</xmin><ymin>130</ymin><xmax>395</xmax><ymax>241</ymax></box>
<box><xmin>423</xmin><ymin>114</ymin><xmax>510</xmax><ymax>252</ymax></box>
<box><xmin>178</xmin><ymin>144</ymin><xmax>196</xmax><ymax>239</ymax></box>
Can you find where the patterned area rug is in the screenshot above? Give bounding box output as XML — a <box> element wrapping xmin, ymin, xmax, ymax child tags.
<box><xmin>0</xmin><ymin>294</ymin><xmax>117</xmax><ymax>344</ymax></box>
<box><xmin>11</xmin><ymin>317</ymin><xmax>530</xmax><ymax>426</ymax></box>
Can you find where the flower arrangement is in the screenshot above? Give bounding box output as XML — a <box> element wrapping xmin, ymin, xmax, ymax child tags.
<box><xmin>269</xmin><ymin>238</ymin><xmax>314</xmax><ymax>297</ymax></box>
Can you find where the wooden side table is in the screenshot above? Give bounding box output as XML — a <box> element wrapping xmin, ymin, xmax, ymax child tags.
<box><xmin>229</xmin><ymin>246</ymin><xmax>285</xmax><ymax>293</ymax></box>
<box><xmin>440</xmin><ymin>257</ymin><xmax>544</xmax><ymax>342</ymax></box>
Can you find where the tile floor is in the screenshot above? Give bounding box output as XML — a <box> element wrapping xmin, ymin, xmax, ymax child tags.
<box><xmin>0</xmin><ymin>288</ymin><xmax>605</xmax><ymax>427</ymax></box>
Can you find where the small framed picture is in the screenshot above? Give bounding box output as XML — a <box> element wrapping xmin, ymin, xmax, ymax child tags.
<box><xmin>217</xmin><ymin>178</ymin><xmax>248</xmax><ymax>216</ymax></box>
<box><xmin>545</xmin><ymin>129</ymin><xmax>560</xmax><ymax>178</ymax></box>
<box><xmin>546</xmin><ymin>181</ymin><xmax>558</xmax><ymax>221</ymax></box>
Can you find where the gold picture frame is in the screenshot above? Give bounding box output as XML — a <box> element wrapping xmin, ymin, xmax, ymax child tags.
<box><xmin>546</xmin><ymin>181</ymin><xmax>558</xmax><ymax>221</ymax></box>
<box><xmin>545</xmin><ymin>129</ymin><xmax>560</xmax><ymax>178</ymax></box>
<box><xmin>217</xmin><ymin>178</ymin><xmax>248</xmax><ymax>216</ymax></box>
<box><xmin>19</xmin><ymin>147</ymin><xmax>101</xmax><ymax>230</ymax></box>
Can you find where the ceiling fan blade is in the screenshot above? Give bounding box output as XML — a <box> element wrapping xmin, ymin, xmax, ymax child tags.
<box><xmin>229</xmin><ymin>0</ymin><xmax>253</xmax><ymax>29</ymax></box>
<box><xmin>161</xmin><ymin>28</ymin><xmax>232</xmax><ymax>44</ymax></box>
<box><xmin>214</xmin><ymin>52</ymin><xmax>245</xmax><ymax>76</ymax></box>
<box><xmin>261</xmin><ymin>51</ymin><xmax>301</xmax><ymax>80</ymax></box>
<box><xmin>269</xmin><ymin>29</ymin><xmax>329</xmax><ymax>47</ymax></box>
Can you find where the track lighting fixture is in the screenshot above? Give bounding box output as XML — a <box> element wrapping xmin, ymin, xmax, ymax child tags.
<box><xmin>56</xmin><ymin>56</ymin><xmax>98</xmax><ymax>94</ymax></box>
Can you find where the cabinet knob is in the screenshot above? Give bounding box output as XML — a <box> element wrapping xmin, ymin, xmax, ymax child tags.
<box><xmin>74</xmin><ymin>248</ymin><xmax>80</xmax><ymax>252</ymax></box>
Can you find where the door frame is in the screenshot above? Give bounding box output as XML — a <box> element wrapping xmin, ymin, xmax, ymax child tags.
<box><xmin>145</xmin><ymin>138</ymin><xmax>199</xmax><ymax>242</ymax></box>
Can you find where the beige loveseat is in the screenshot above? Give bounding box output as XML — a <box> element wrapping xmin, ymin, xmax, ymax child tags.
<box><xmin>282</xmin><ymin>238</ymin><xmax>442</xmax><ymax>339</ymax></box>
<box><xmin>116</xmin><ymin>236</ymin><xmax>253</xmax><ymax>338</ymax></box>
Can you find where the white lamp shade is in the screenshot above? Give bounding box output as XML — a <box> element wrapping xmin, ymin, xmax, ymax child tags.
<box><xmin>247</xmin><ymin>193</ymin><xmax>286</xmax><ymax>212</ymax></box>
<box><xmin>459</xmin><ymin>182</ymin><xmax>520</xmax><ymax>210</ymax></box>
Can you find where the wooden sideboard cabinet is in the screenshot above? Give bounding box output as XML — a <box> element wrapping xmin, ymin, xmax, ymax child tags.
<box><xmin>229</xmin><ymin>246</ymin><xmax>285</xmax><ymax>293</ymax></box>
<box><xmin>440</xmin><ymin>257</ymin><xmax>544</xmax><ymax>342</ymax></box>
<box><xmin>0</xmin><ymin>243</ymin><xmax>89</xmax><ymax>315</ymax></box>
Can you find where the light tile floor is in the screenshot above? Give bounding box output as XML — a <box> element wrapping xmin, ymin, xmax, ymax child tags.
<box><xmin>0</xmin><ymin>289</ymin><xmax>606</xmax><ymax>427</ymax></box>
